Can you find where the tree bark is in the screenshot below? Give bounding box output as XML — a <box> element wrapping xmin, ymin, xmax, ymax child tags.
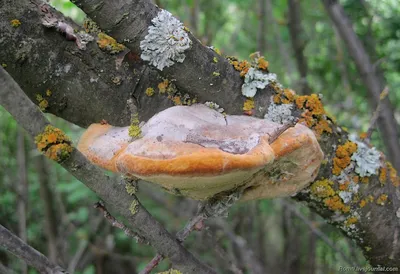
<box><xmin>321</xmin><ymin>0</ymin><xmax>400</xmax><ymax>170</ymax></box>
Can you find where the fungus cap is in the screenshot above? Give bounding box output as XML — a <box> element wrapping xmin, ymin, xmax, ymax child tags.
<box><xmin>78</xmin><ymin>105</ymin><xmax>324</xmax><ymax>200</ymax></box>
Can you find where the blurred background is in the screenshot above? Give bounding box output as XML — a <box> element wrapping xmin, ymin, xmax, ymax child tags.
<box><xmin>1</xmin><ymin>0</ymin><xmax>399</xmax><ymax>273</ymax></box>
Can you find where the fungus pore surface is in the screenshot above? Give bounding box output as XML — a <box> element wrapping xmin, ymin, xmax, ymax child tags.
<box><xmin>78</xmin><ymin>105</ymin><xmax>323</xmax><ymax>200</ymax></box>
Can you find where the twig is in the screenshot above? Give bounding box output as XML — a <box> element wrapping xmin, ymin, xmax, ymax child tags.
<box><xmin>0</xmin><ymin>224</ymin><xmax>66</xmax><ymax>274</ymax></box>
<box><xmin>141</xmin><ymin>192</ymin><xmax>242</xmax><ymax>273</ymax></box>
<box><xmin>139</xmin><ymin>254</ymin><xmax>164</xmax><ymax>274</ymax></box>
<box><xmin>365</xmin><ymin>86</ymin><xmax>389</xmax><ymax>142</ymax></box>
<box><xmin>94</xmin><ymin>201</ymin><xmax>145</xmax><ymax>244</ymax></box>
<box><xmin>269</xmin><ymin>118</ymin><xmax>299</xmax><ymax>144</ymax></box>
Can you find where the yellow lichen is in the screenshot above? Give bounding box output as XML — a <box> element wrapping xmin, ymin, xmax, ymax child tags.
<box><xmin>10</xmin><ymin>19</ymin><xmax>21</xmax><ymax>27</ymax></box>
<box><xmin>172</xmin><ymin>96</ymin><xmax>182</xmax><ymax>105</ymax></box>
<box><xmin>387</xmin><ymin>162</ymin><xmax>400</xmax><ymax>187</ymax></box>
<box><xmin>243</xmin><ymin>98</ymin><xmax>255</xmax><ymax>112</ymax></box>
<box><xmin>359</xmin><ymin>132</ymin><xmax>367</xmax><ymax>139</ymax></box>
<box><xmin>214</xmin><ymin>48</ymin><xmax>221</xmax><ymax>55</ymax></box>
<box><xmin>338</xmin><ymin>181</ymin><xmax>350</xmax><ymax>191</ymax></box>
<box><xmin>213</xmin><ymin>57</ymin><xmax>218</xmax><ymax>63</ymax></box>
<box><xmin>332</xmin><ymin>141</ymin><xmax>358</xmax><ymax>175</ymax></box>
<box><xmin>314</xmin><ymin>119</ymin><xmax>333</xmax><ymax>135</ymax></box>
<box><xmin>324</xmin><ymin>195</ymin><xmax>350</xmax><ymax>213</ymax></box>
<box><xmin>35</xmin><ymin>125</ymin><xmax>73</xmax><ymax>162</ymax></box>
<box><xmin>359</xmin><ymin>199</ymin><xmax>367</xmax><ymax>208</ymax></box>
<box><xmin>376</xmin><ymin>194</ymin><xmax>388</xmax><ymax>205</ymax></box>
<box><xmin>213</xmin><ymin>71</ymin><xmax>220</xmax><ymax>77</ymax></box>
<box><xmin>36</xmin><ymin>94</ymin><xmax>49</xmax><ymax>111</ymax></box>
<box><xmin>345</xmin><ymin>216</ymin><xmax>358</xmax><ymax>227</ymax></box>
<box><xmin>145</xmin><ymin>87</ymin><xmax>155</xmax><ymax>97</ymax></box>
<box><xmin>129</xmin><ymin>113</ymin><xmax>141</xmax><ymax>138</ymax></box>
<box><xmin>311</xmin><ymin>179</ymin><xmax>335</xmax><ymax>198</ymax></box>
<box><xmin>2</xmin><ymin>63</ymin><xmax>7</xmax><ymax>68</ymax></box>
<box><xmin>365</xmin><ymin>246</ymin><xmax>372</xmax><ymax>252</ymax></box>
<box><xmin>45</xmin><ymin>89</ymin><xmax>52</xmax><ymax>97</ymax></box>
<box><xmin>367</xmin><ymin>195</ymin><xmax>374</xmax><ymax>202</ymax></box>
<box><xmin>97</xmin><ymin>33</ymin><xmax>125</xmax><ymax>54</ymax></box>
<box><xmin>158</xmin><ymin>79</ymin><xmax>169</xmax><ymax>94</ymax></box>
<box><xmin>273</xmin><ymin>88</ymin><xmax>296</xmax><ymax>105</ymax></box>
<box><xmin>257</xmin><ymin>57</ymin><xmax>269</xmax><ymax>70</ymax></box>
<box><xmin>379</xmin><ymin>166</ymin><xmax>387</xmax><ymax>185</ymax></box>
<box><xmin>360</xmin><ymin>176</ymin><xmax>369</xmax><ymax>184</ymax></box>
<box><xmin>129</xmin><ymin>199</ymin><xmax>139</xmax><ymax>215</ymax></box>
<box><xmin>230</xmin><ymin>60</ymin><xmax>251</xmax><ymax>77</ymax></box>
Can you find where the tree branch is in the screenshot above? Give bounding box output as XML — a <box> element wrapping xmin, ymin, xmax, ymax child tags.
<box><xmin>0</xmin><ymin>224</ymin><xmax>66</xmax><ymax>274</ymax></box>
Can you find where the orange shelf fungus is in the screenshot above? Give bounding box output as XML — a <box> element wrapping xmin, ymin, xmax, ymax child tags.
<box><xmin>78</xmin><ymin>105</ymin><xmax>323</xmax><ymax>200</ymax></box>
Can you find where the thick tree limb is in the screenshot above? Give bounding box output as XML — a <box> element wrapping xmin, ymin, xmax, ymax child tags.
<box><xmin>0</xmin><ymin>67</ymin><xmax>216</xmax><ymax>274</ymax></box>
<box><xmin>0</xmin><ymin>224</ymin><xmax>66</xmax><ymax>274</ymax></box>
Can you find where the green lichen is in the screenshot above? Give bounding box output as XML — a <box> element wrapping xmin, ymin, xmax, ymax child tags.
<box><xmin>129</xmin><ymin>199</ymin><xmax>139</xmax><ymax>215</ymax></box>
<box><xmin>1</xmin><ymin>63</ymin><xmax>7</xmax><ymax>68</ymax></box>
<box><xmin>129</xmin><ymin>113</ymin><xmax>142</xmax><ymax>138</ymax></box>
<box><xmin>145</xmin><ymin>87</ymin><xmax>155</xmax><ymax>96</ymax></box>
<box><xmin>36</xmin><ymin>94</ymin><xmax>49</xmax><ymax>111</ymax></box>
<box><xmin>213</xmin><ymin>71</ymin><xmax>220</xmax><ymax>77</ymax></box>
<box><xmin>126</xmin><ymin>182</ymin><xmax>138</xmax><ymax>195</ymax></box>
<box><xmin>213</xmin><ymin>57</ymin><xmax>218</xmax><ymax>63</ymax></box>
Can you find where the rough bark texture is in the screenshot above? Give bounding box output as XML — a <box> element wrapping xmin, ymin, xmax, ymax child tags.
<box><xmin>322</xmin><ymin>0</ymin><xmax>400</xmax><ymax>170</ymax></box>
<box><xmin>1</xmin><ymin>0</ymin><xmax>400</xmax><ymax>268</ymax></box>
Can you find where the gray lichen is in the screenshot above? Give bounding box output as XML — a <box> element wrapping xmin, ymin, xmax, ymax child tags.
<box><xmin>264</xmin><ymin>98</ymin><xmax>294</xmax><ymax>124</ymax></box>
<box><xmin>242</xmin><ymin>68</ymin><xmax>277</xmax><ymax>97</ymax></box>
<box><xmin>351</xmin><ymin>140</ymin><xmax>381</xmax><ymax>177</ymax></box>
<box><xmin>140</xmin><ymin>10</ymin><xmax>191</xmax><ymax>71</ymax></box>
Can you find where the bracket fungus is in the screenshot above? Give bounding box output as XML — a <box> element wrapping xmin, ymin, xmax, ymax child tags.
<box><xmin>78</xmin><ymin>105</ymin><xmax>323</xmax><ymax>200</ymax></box>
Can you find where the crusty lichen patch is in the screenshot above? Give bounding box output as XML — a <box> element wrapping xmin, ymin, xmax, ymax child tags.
<box><xmin>35</xmin><ymin>125</ymin><xmax>73</xmax><ymax>162</ymax></box>
<box><xmin>97</xmin><ymin>33</ymin><xmax>125</xmax><ymax>54</ymax></box>
<box><xmin>324</xmin><ymin>195</ymin><xmax>350</xmax><ymax>213</ymax></box>
<box><xmin>10</xmin><ymin>19</ymin><xmax>21</xmax><ymax>27</ymax></box>
<box><xmin>129</xmin><ymin>113</ymin><xmax>142</xmax><ymax>138</ymax></box>
<box><xmin>387</xmin><ymin>162</ymin><xmax>400</xmax><ymax>187</ymax></box>
<box><xmin>332</xmin><ymin>141</ymin><xmax>358</xmax><ymax>176</ymax></box>
<box><xmin>376</xmin><ymin>194</ymin><xmax>388</xmax><ymax>206</ymax></box>
<box><xmin>310</xmin><ymin>179</ymin><xmax>335</xmax><ymax>198</ymax></box>
<box><xmin>125</xmin><ymin>181</ymin><xmax>138</xmax><ymax>196</ymax></box>
<box><xmin>129</xmin><ymin>199</ymin><xmax>139</xmax><ymax>215</ymax></box>
<box><xmin>145</xmin><ymin>87</ymin><xmax>155</xmax><ymax>97</ymax></box>
<box><xmin>36</xmin><ymin>94</ymin><xmax>49</xmax><ymax>111</ymax></box>
<box><xmin>243</xmin><ymin>98</ymin><xmax>255</xmax><ymax>115</ymax></box>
